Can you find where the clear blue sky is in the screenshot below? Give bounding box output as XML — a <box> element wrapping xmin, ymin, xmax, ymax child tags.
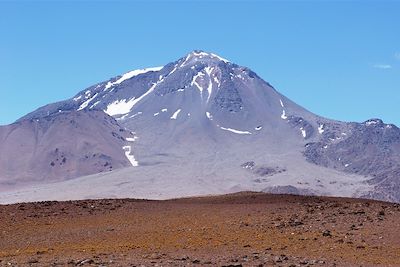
<box><xmin>1</xmin><ymin>1</ymin><xmax>399</xmax><ymax>126</ymax></box>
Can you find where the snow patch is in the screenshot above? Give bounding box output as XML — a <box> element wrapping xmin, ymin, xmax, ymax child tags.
<box><xmin>116</xmin><ymin>113</ymin><xmax>130</xmax><ymax>121</ymax></box>
<box><xmin>126</xmin><ymin>136</ymin><xmax>138</xmax><ymax>142</ymax></box>
<box><xmin>279</xmin><ymin>99</ymin><xmax>284</xmax><ymax>108</ymax></box>
<box><xmin>191</xmin><ymin>72</ymin><xmax>205</xmax><ymax>94</ymax></box>
<box><xmin>161</xmin><ymin>108</ymin><xmax>168</xmax><ymax>112</ymax></box>
<box><xmin>219</xmin><ymin>127</ymin><xmax>252</xmax><ymax>135</ymax></box>
<box><xmin>213</xmin><ymin>76</ymin><xmax>221</xmax><ymax>87</ymax></box>
<box><xmin>107</xmin><ymin>75</ymin><xmax>165</xmax><ymax>116</ymax></box>
<box><xmin>192</xmin><ymin>51</ymin><xmax>210</xmax><ymax>59</ymax></box>
<box><xmin>89</xmin><ymin>100</ymin><xmax>101</xmax><ymax>109</ymax></box>
<box><xmin>204</xmin><ymin>66</ymin><xmax>214</xmax><ymax>76</ymax></box>
<box><xmin>153</xmin><ymin>112</ymin><xmax>159</xmax><ymax>116</ymax></box>
<box><xmin>105</xmin><ymin>98</ymin><xmax>137</xmax><ymax>116</ymax></box>
<box><xmin>129</xmin><ymin>112</ymin><xmax>142</xmax><ymax>118</ymax></box>
<box><xmin>168</xmin><ymin>65</ymin><xmax>178</xmax><ymax>76</ymax></box>
<box><xmin>206</xmin><ymin>112</ymin><xmax>213</xmax><ymax>120</ymax></box>
<box><xmin>78</xmin><ymin>93</ymin><xmax>98</xmax><ymax>111</ymax></box>
<box><xmin>300</xmin><ymin>127</ymin><xmax>307</xmax><ymax>138</ymax></box>
<box><xmin>318</xmin><ymin>124</ymin><xmax>325</xmax><ymax>134</ymax></box>
<box><xmin>255</xmin><ymin>126</ymin><xmax>263</xmax><ymax>131</ymax></box>
<box><xmin>73</xmin><ymin>95</ymin><xmax>82</xmax><ymax>101</ymax></box>
<box><xmin>104</xmin><ymin>66</ymin><xmax>162</xmax><ymax>91</ymax></box>
<box><xmin>170</xmin><ymin>109</ymin><xmax>181</xmax><ymax>120</ymax></box>
<box><xmin>210</xmin><ymin>53</ymin><xmax>229</xmax><ymax>62</ymax></box>
<box><xmin>122</xmin><ymin>146</ymin><xmax>138</xmax><ymax>167</ymax></box>
<box><xmin>366</xmin><ymin>120</ymin><xmax>380</xmax><ymax>126</ymax></box>
<box><xmin>204</xmin><ymin>67</ymin><xmax>214</xmax><ymax>102</ymax></box>
<box><xmin>181</xmin><ymin>54</ymin><xmax>192</xmax><ymax>67</ymax></box>
<box><xmin>237</xmin><ymin>74</ymin><xmax>245</xmax><ymax>80</ymax></box>
<box><xmin>182</xmin><ymin>51</ymin><xmax>230</xmax><ymax>67</ymax></box>
<box><xmin>281</xmin><ymin>110</ymin><xmax>287</xmax><ymax>120</ymax></box>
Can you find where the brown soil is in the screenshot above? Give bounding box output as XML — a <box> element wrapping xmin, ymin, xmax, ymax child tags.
<box><xmin>1</xmin><ymin>192</ymin><xmax>399</xmax><ymax>266</ymax></box>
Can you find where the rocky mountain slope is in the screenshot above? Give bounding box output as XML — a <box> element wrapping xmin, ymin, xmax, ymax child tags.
<box><xmin>0</xmin><ymin>110</ymin><xmax>134</xmax><ymax>191</ymax></box>
<box><xmin>1</xmin><ymin>50</ymin><xmax>399</xmax><ymax>203</ymax></box>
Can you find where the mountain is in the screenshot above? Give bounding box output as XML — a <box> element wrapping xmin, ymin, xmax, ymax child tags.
<box><xmin>1</xmin><ymin>50</ymin><xmax>399</xmax><ymax>203</ymax></box>
<box><xmin>0</xmin><ymin>110</ymin><xmax>134</xmax><ymax>191</ymax></box>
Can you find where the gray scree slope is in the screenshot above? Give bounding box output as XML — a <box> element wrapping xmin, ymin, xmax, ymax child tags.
<box><xmin>0</xmin><ymin>110</ymin><xmax>134</xmax><ymax>191</ymax></box>
<box><xmin>1</xmin><ymin>50</ymin><xmax>399</xmax><ymax>203</ymax></box>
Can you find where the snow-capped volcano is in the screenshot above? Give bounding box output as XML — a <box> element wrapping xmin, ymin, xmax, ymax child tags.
<box><xmin>2</xmin><ymin>50</ymin><xmax>400</xmax><ymax>203</ymax></box>
<box><xmin>21</xmin><ymin>50</ymin><xmax>315</xmax><ymax>140</ymax></box>
<box><xmin>20</xmin><ymin>51</ymin><xmax>244</xmax><ymax>119</ymax></box>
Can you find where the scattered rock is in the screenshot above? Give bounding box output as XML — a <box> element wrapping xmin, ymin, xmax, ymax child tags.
<box><xmin>76</xmin><ymin>259</ymin><xmax>94</xmax><ymax>265</ymax></box>
<box><xmin>289</xmin><ymin>218</ymin><xmax>304</xmax><ymax>227</ymax></box>
<box><xmin>27</xmin><ymin>259</ymin><xmax>39</xmax><ymax>264</ymax></box>
<box><xmin>322</xmin><ymin>230</ymin><xmax>332</xmax><ymax>237</ymax></box>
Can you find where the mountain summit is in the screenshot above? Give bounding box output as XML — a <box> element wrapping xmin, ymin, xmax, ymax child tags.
<box><xmin>1</xmin><ymin>51</ymin><xmax>400</xmax><ymax>203</ymax></box>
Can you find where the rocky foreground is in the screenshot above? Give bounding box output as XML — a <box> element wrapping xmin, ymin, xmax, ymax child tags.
<box><xmin>0</xmin><ymin>192</ymin><xmax>399</xmax><ymax>266</ymax></box>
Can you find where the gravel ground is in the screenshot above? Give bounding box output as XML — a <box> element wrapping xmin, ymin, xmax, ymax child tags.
<box><xmin>1</xmin><ymin>192</ymin><xmax>399</xmax><ymax>266</ymax></box>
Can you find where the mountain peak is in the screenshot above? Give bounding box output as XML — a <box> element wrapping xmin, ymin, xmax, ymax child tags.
<box><xmin>182</xmin><ymin>50</ymin><xmax>230</xmax><ymax>65</ymax></box>
<box><xmin>364</xmin><ymin>118</ymin><xmax>384</xmax><ymax>126</ymax></box>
